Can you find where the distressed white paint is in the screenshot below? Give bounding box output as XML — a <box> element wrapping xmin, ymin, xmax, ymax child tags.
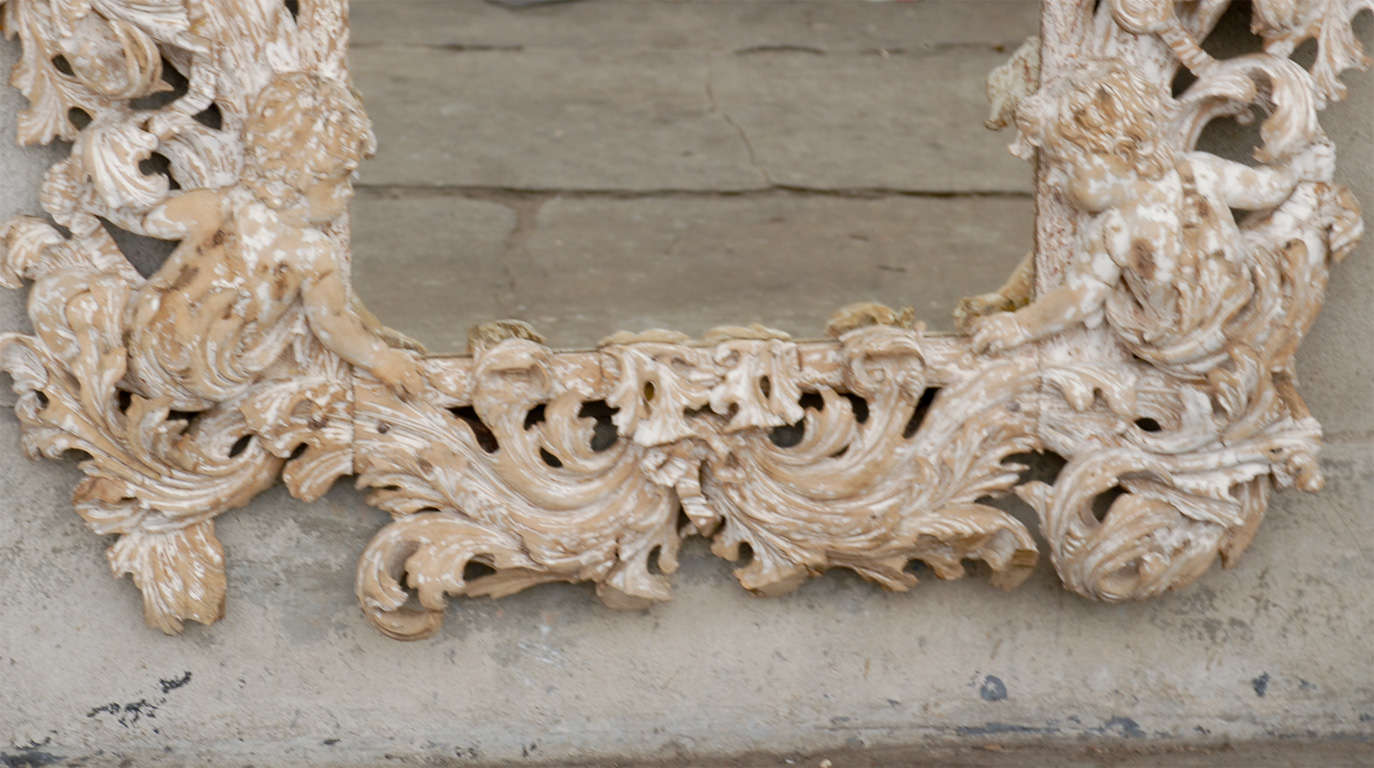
<box><xmin>0</xmin><ymin>0</ymin><xmax>1367</xmax><ymax>638</ymax></box>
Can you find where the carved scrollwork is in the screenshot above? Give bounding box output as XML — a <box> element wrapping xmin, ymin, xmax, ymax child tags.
<box><xmin>352</xmin><ymin>327</ymin><xmax>1041</xmax><ymax>639</ymax></box>
<box><xmin>968</xmin><ymin>0</ymin><xmax>1368</xmax><ymax>601</ymax></box>
<box><xmin>0</xmin><ymin>0</ymin><xmax>1367</xmax><ymax>636</ymax></box>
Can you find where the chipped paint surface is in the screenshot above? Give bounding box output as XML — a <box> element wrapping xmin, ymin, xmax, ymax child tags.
<box><xmin>0</xmin><ymin>0</ymin><xmax>1367</xmax><ymax>643</ymax></box>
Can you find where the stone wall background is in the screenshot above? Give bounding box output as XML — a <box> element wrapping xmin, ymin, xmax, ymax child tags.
<box><xmin>1</xmin><ymin>2</ymin><xmax>1371</xmax><ymax>766</ymax></box>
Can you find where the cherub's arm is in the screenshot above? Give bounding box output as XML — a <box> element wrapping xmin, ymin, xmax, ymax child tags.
<box><xmin>142</xmin><ymin>188</ymin><xmax>224</xmax><ymax>241</ymax></box>
<box><xmin>140</xmin><ymin>189</ymin><xmax>226</xmax><ymax>287</ymax></box>
<box><xmin>300</xmin><ymin>264</ymin><xmax>426</xmax><ymax>396</ymax></box>
<box><xmin>971</xmin><ymin>210</ymin><xmax>1125</xmax><ymax>352</ymax></box>
<box><xmin>1191</xmin><ymin>141</ymin><xmax>1330</xmax><ymax>210</ymax></box>
<box><xmin>1205</xmin><ymin>158</ymin><xmax>1297</xmax><ymax>209</ymax></box>
<box><xmin>954</xmin><ymin>250</ymin><xmax>1034</xmax><ymax>333</ymax></box>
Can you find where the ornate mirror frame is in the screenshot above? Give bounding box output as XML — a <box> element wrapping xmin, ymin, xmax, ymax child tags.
<box><xmin>0</xmin><ymin>0</ymin><xmax>1368</xmax><ymax>640</ymax></box>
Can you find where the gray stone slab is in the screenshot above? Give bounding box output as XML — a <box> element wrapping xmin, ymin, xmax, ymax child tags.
<box><xmin>0</xmin><ymin>43</ymin><xmax>64</xmax><ymax>343</ymax></box>
<box><xmin>351</xmin><ymin>46</ymin><xmax>766</xmax><ymax>192</ymax></box>
<box><xmin>349</xmin><ymin>1</ymin><xmax>1034</xmax><ymax>192</ymax></box>
<box><xmin>351</xmin><ymin>193</ymin><xmax>518</xmax><ymax>352</ymax></box>
<box><xmin>1</xmin><ymin>409</ymin><xmax>1372</xmax><ymax>765</ymax></box>
<box><xmin>508</xmin><ymin>194</ymin><xmax>1031</xmax><ymax>348</ymax></box>
<box><xmin>352</xmin><ymin>193</ymin><xmax>1033</xmax><ymax>352</ymax></box>
<box><xmin>351</xmin><ymin>0</ymin><xmax>1040</xmax><ymax>54</ymax></box>
<box><xmin>706</xmin><ymin>50</ymin><xmax>1031</xmax><ymax>191</ymax></box>
<box><xmin>1294</xmin><ymin>44</ymin><xmax>1374</xmax><ymax>437</ymax></box>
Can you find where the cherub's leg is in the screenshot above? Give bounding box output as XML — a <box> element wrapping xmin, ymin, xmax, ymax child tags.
<box><xmin>301</xmin><ymin>269</ymin><xmax>427</xmax><ymax>396</ymax></box>
<box><xmin>954</xmin><ymin>250</ymin><xmax>1035</xmax><ymax>333</ymax></box>
<box><xmin>349</xmin><ymin>292</ymin><xmax>428</xmax><ymax>353</ymax></box>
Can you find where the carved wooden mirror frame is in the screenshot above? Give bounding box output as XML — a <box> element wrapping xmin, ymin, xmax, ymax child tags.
<box><xmin>0</xmin><ymin>0</ymin><xmax>1368</xmax><ymax>639</ymax></box>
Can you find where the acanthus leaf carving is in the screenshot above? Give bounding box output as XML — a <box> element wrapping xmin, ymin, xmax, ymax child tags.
<box><xmin>0</xmin><ymin>0</ymin><xmax>1366</xmax><ymax>637</ymax></box>
<box><xmin>963</xmin><ymin>0</ymin><xmax>1368</xmax><ymax>601</ymax></box>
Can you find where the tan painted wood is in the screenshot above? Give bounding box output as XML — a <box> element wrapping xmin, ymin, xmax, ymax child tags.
<box><xmin>0</xmin><ymin>0</ymin><xmax>1365</xmax><ymax>642</ymax></box>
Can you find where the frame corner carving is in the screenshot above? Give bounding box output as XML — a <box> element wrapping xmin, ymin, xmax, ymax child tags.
<box><xmin>0</xmin><ymin>0</ymin><xmax>1367</xmax><ymax>638</ymax></box>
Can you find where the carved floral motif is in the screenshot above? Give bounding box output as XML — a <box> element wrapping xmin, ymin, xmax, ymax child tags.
<box><xmin>0</xmin><ymin>0</ymin><xmax>1367</xmax><ymax>637</ymax></box>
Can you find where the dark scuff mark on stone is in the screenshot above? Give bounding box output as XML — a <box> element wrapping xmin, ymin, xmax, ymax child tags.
<box><xmin>953</xmin><ymin>722</ymin><xmax>1059</xmax><ymax>737</ymax></box>
<box><xmin>1253</xmin><ymin>672</ymin><xmax>1271</xmax><ymax>697</ymax></box>
<box><xmin>0</xmin><ymin>737</ymin><xmax>60</xmax><ymax>768</ymax></box>
<box><xmin>118</xmin><ymin>699</ymin><xmax>157</xmax><ymax>727</ymax></box>
<box><xmin>87</xmin><ymin>698</ymin><xmax>159</xmax><ymax>728</ymax></box>
<box><xmin>1101</xmin><ymin>716</ymin><xmax>1146</xmax><ymax>738</ymax></box>
<box><xmin>159</xmin><ymin>671</ymin><xmax>192</xmax><ymax>693</ymax></box>
<box><xmin>87</xmin><ymin>703</ymin><xmax>120</xmax><ymax>719</ymax></box>
<box><xmin>979</xmin><ymin>675</ymin><xmax>1008</xmax><ymax>702</ymax></box>
<box><xmin>0</xmin><ymin>750</ymin><xmax>62</xmax><ymax>768</ymax></box>
<box><xmin>88</xmin><ymin>676</ymin><xmax>190</xmax><ymax>731</ymax></box>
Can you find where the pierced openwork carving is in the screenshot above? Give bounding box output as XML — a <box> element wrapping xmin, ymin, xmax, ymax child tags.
<box><xmin>0</xmin><ymin>0</ymin><xmax>1367</xmax><ymax>638</ymax></box>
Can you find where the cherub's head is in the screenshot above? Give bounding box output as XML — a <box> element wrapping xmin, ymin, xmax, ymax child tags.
<box><xmin>244</xmin><ymin>72</ymin><xmax>377</xmax><ymax>214</ymax></box>
<box><xmin>1014</xmin><ymin>60</ymin><xmax>1173</xmax><ymax>182</ymax></box>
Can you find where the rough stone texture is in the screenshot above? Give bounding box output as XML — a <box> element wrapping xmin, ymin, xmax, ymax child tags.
<box><xmin>516</xmin><ymin>196</ymin><xmax>1030</xmax><ymax>346</ymax></box>
<box><xmin>704</xmin><ymin>51</ymin><xmax>1028</xmax><ymax>191</ymax></box>
<box><xmin>355</xmin><ymin>193</ymin><xmax>1033</xmax><ymax>352</ymax></box>
<box><xmin>352</xmin><ymin>46</ymin><xmax>767</xmax><ymax>192</ymax></box>
<box><xmin>350</xmin><ymin>47</ymin><xmax>1027</xmax><ymax>193</ymax></box>
<box><xmin>1295</xmin><ymin>74</ymin><xmax>1374</xmax><ymax>436</ymax></box>
<box><xmin>1</xmin><ymin>415</ymin><xmax>1371</xmax><ymax>766</ymax></box>
<box><xmin>0</xmin><ymin>50</ymin><xmax>58</xmax><ymax>345</ymax></box>
<box><xmin>350</xmin><ymin>0</ymin><xmax>1041</xmax><ymax>53</ymax></box>
<box><xmin>2</xmin><ymin>2</ymin><xmax>1373</xmax><ymax>766</ymax></box>
<box><xmin>349</xmin><ymin>0</ymin><xmax>1032</xmax><ymax>192</ymax></box>
<box><xmin>352</xmin><ymin>194</ymin><xmax>519</xmax><ymax>352</ymax></box>
<box><xmin>348</xmin><ymin>0</ymin><xmax>1038</xmax><ymax>347</ymax></box>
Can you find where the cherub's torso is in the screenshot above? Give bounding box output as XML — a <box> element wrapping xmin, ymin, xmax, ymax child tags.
<box><xmin>126</xmin><ymin>187</ymin><xmax>326</xmax><ymax>406</ymax></box>
<box><xmin>1075</xmin><ymin>153</ymin><xmax>1252</xmax><ymax>334</ymax></box>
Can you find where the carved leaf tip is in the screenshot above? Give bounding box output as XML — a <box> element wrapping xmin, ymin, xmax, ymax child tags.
<box><xmin>106</xmin><ymin>521</ymin><xmax>227</xmax><ymax>635</ymax></box>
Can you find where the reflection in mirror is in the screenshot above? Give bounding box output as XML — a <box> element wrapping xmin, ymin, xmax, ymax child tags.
<box><xmin>348</xmin><ymin>0</ymin><xmax>1038</xmax><ymax>353</ymax></box>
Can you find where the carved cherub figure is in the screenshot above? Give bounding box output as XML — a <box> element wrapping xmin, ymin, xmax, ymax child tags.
<box><xmin>969</xmin><ymin>60</ymin><xmax>1334</xmax><ymax>387</ymax></box>
<box><xmin>126</xmin><ymin>72</ymin><xmax>425</xmax><ymax>408</ymax></box>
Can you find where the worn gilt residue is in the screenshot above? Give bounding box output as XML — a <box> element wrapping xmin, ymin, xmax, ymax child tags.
<box><xmin>0</xmin><ymin>0</ymin><xmax>1367</xmax><ymax>637</ymax></box>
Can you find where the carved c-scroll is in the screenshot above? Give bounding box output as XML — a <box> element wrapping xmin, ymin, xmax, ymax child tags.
<box><xmin>0</xmin><ymin>0</ymin><xmax>1366</xmax><ymax>637</ymax></box>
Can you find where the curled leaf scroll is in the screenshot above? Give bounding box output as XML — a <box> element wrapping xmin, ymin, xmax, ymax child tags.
<box><xmin>0</xmin><ymin>0</ymin><xmax>1366</xmax><ymax>637</ymax></box>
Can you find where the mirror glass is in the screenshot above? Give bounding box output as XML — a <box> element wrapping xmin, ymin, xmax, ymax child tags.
<box><xmin>349</xmin><ymin>0</ymin><xmax>1038</xmax><ymax>353</ymax></box>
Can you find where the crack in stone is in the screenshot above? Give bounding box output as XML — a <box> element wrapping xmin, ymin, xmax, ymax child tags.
<box><xmin>705</xmin><ymin>61</ymin><xmax>772</xmax><ymax>186</ymax></box>
<box><xmin>733</xmin><ymin>44</ymin><xmax>826</xmax><ymax>57</ymax></box>
<box><xmin>497</xmin><ymin>198</ymin><xmax>545</xmax><ymax>308</ymax></box>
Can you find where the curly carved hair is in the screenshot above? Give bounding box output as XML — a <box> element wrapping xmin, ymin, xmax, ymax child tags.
<box><xmin>1021</xmin><ymin>61</ymin><xmax>1174</xmax><ymax>180</ymax></box>
<box><xmin>244</xmin><ymin>72</ymin><xmax>377</xmax><ymax>196</ymax></box>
